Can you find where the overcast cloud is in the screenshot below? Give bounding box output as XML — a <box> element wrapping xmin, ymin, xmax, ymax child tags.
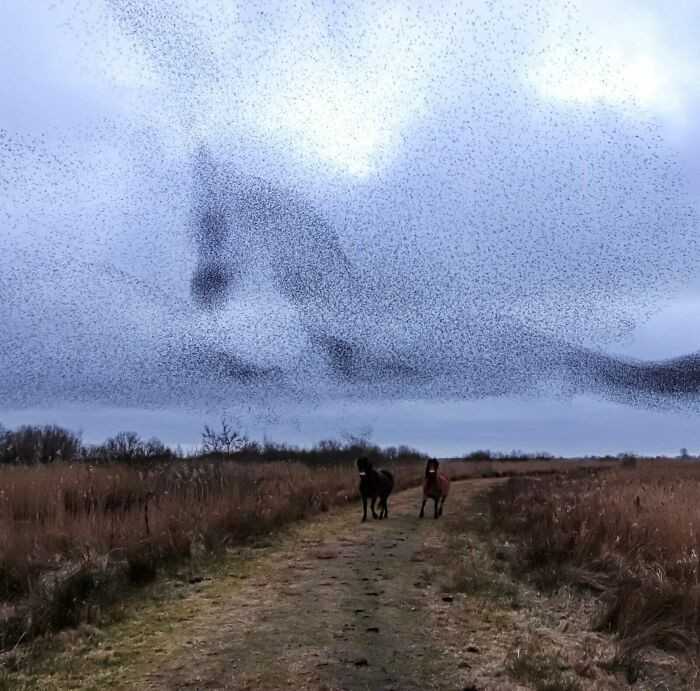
<box><xmin>2</xmin><ymin>1</ymin><xmax>700</xmax><ymax>454</ymax></box>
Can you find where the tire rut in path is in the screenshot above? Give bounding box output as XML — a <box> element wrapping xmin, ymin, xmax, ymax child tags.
<box><xmin>143</xmin><ymin>483</ymin><xmax>477</xmax><ymax>691</ymax></box>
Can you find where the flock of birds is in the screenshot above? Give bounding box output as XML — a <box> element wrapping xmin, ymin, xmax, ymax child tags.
<box><xmin>1</xmin><ymin>0</ymin><xmax>699</xmax><ymax>417</ymax></box>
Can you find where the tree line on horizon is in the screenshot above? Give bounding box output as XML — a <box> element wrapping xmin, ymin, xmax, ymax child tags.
<box><xmin>0</xmin><ymin>420</ymin><xmax>692</xmax><ymax>466</ymax></box>
<box><xmin>0</xmin><ymin>419</ymin><xmax>427</xmax><ymax>466</ymax></box>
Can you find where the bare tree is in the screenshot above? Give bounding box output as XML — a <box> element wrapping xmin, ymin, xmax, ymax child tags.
<box><xmin>104</xmin><ymin>431</ymin><xmax>144</xmax><ymax>463</ymax></box>
<box><xmin>144</xmin><ymin>437</ymin><xmax>171</xmax><ymax>458</ymax></box>
<box><xmin>201</xmin><ymin>417</ymin><xmax>246</xmax><ymax>455</ymax></box>
<box><xmin>0</xmin><ymin>424</ymin><xmax>82</xmax><ymax>464</ymax></box>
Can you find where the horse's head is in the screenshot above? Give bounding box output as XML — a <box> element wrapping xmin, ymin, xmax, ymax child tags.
<box><xmin>356</xmin><ymin>456</ymin><xmax>372</xmax><ymax>477</ymax></box>
<box><xmin>425</xmin><ymin>458</ymin><xmax>439</xmax><ymax>478</ymax></box>
<box><xmin>190</xmin><ymin>145</ymin><xmax>353</xmax><ymax>314</ymax></box>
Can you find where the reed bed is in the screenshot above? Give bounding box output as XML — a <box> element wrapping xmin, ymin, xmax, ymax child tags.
<box><xmin>490</xmin><ymin>461</ymin><xmax>700</xmax><ymax>658</ymax></box>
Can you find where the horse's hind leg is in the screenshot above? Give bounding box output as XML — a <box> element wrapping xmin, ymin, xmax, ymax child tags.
<box><xmin>371</xmin><ymin>496</ymin><xmax>379</xmax><ymax>519</ymax></box>
<box><xmin>381</xmin><ymin>496</ymin><xmax>388</xmax><ymax>519</ymax></box>
<box><xmin>419</xmin><ymin>497</ymin><xmax>426</xmax><ymax>518</ymax></box>
<box><xmin>439</xmin><ymin>496</ymin><xmax>446</xmax><ymax>517</ymax></box>
<box><xmin>434</xmin><ymin>496</ymin><xmax>439</xmax><ymax>519</ymax></box>
<box><xmin>361</xmin><ymin>494</ymin><xmax>368</xmax><ymax>522</ymax></box>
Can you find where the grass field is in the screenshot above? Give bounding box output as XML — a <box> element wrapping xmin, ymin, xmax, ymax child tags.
<box><xmin>0</xmin><ymin>454</ymin><xmax>610</xmax><ymax>648</ymax></box>
<box><xmin>490</xmin><ymin>460</ymin><xmax>700</xmax><ymax>664</ymax></box>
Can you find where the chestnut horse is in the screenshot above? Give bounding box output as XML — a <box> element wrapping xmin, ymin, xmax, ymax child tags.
<box><xmin>357</xmin><ymin>456</ymin><xmax>394</xmax><ymax>521</ymax></box>
<box><xmin>420</xmin><ymin>458</ymin><xmax>450</xmax><ymax>519</ymax></box>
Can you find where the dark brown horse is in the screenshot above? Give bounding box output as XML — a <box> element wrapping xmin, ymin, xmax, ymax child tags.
<box><xmin>357</xmin><ymin>456</ymin><xmax>394</xmax><ymax>521</ymax></box>
<box><xmin>420</xmin><ymin>458</ymin><xmax>450</xmax><ymax>519</ymax></box>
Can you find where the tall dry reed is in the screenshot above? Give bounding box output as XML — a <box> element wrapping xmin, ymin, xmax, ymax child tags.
<box><xmin>490</xmin><ymin>462</ymin><xmax>700</xmax><ymax>657</ymax></box>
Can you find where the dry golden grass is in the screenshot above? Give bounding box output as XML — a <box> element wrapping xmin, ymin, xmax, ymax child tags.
<box><xmin>0</xmin><ymin>460</ymin><xmax>379</xmax><ymax>646</ymax></box>
<box><xmin>490</xmin><ymin>461</ymin><xmax>700</xmax><ymax>659</ymax></box>
<box><xmin>0</xmin><ymin>455</ymin><xmax>607</xmax><ymax>647</ymax></box>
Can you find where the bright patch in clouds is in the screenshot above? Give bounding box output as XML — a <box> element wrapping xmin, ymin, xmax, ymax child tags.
<box><xmin>532</xmin><ymin>46</ymin><xmax>667</xmax><ymax>109</ymax></box>
<box><xmin>266</xmin><ymin>58</ymin><xmax>394</xmax><ymax>178</ymax></box>
<box><xmin>253</xmin><ymin>6</ymin><xmax>432</xmax><ymax>178</ymax></box>
<box><xmin>528</xmin><ymin>3</ymin><xmax>687</xmax><ymax>118</ymax></box>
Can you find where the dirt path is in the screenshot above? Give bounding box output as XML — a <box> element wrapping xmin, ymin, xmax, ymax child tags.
<box><xmin>140</xmin><ymin>481</ymin><xmax>482</xmax><ymax>691</ymax></box>
<box><xmin>11</xmin><ymin>479</ymin><xmax>667</xmax><ymax>690</ymax></box>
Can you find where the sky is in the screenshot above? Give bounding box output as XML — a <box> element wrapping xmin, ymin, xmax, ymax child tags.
<box><xmin>1</xmin><ymin>0</ymin><xmax>700</xmax><ymax>456</ymax></box>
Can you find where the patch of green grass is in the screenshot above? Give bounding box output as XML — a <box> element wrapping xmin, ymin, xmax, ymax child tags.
<box><xmin>507</xmin><ymin>638</ymin><xmax>581</xmax><ymax>691</ymax></box>
<box><xmin>441</xmin><ymin>525</ymin><xmax>522</xmax><ymax>608</ymax></box>
<box><xmin>0</xmin><ymin>546</ymin><xmax>260</xmax><ymax>690</ymax></box>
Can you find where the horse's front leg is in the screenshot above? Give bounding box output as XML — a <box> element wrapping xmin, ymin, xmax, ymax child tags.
<box><xmin>361</xmin><ymin>494</ymin><xmax>368</xmax><ymax>522</ymax></box>
<box><xmin>371</xmin><ymin>496</ymin><xmax>379</xmax><ymax>519</ymax></box>
<box><xmin>439</xmin><ymin>497</ymin><xmax>446</xmax><ymax>517</ymax></box>
<box><xmin>419</xmin><ymin>497</ymin><xmax>426</xmax><ymax>518</ymax></box>
<box><xmin>434</xmin><ymin>496</ymin><xmax>439</xmax><ymax>519</ymax></box>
